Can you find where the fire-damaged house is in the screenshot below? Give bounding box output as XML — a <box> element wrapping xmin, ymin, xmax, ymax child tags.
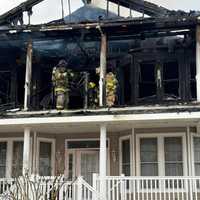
<box><xmin>0</xmin><ymin>0</ymin><xmax>199</xmax><ymax>199</ymax></box>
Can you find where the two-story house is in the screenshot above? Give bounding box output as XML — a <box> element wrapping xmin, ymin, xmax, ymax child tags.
<box><xmin>0</xmin><ymin>0</ymin><xmax>199</xmax><ymax>199</ymax></box>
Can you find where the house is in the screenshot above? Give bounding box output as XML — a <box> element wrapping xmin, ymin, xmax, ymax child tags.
<box><xmin>0</xmin><ymin>0</ymin><xmax>199</xmax><ymax>199</ymax></box>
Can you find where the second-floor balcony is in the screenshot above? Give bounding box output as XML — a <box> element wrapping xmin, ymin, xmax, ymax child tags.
<box><xmin>0</xmin><ymin>16</ymin><xmax>198</xmax><ymax>113</ymax></box>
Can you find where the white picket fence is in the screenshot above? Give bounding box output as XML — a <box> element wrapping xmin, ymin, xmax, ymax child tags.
<box><xmin>93</xmin><ymin>175</ymin><xmax>200</xmax><ymax>200</ymax></box>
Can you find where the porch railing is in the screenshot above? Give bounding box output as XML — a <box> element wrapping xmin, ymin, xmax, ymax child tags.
<box><xmin>0</xmin><ymin>176</ymin><xmax>99</xmax><ymax>200</ymax></box>
<box><xmin>94</xmin><ymin>175</ymin><xmax>200</xmax><ymax>200</ymax></box>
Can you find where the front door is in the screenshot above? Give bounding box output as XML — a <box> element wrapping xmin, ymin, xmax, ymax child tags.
<box><xmin>66</xmin><ymin>150</ymin><xmax>99</xmax><ymax>185</ymax></box>
<box><xmin>77</xmin><ymin>151</ymin><xmax>99</xmax><ymax>184</ymax></box>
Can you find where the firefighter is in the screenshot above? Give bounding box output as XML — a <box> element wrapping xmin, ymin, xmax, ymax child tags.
<box><xmin>88</xmin><ymin>81</ymin><xmax>99</xmax><ymax>108</ymax></box>
<box><xmin>95</xmin><ymin>68</ymin><xmax>118</xmax><ymax>107</ymax></box>
<box><xmin>52</xmin><ymin>60</ymin><xmax>73</xmax><ymax>110</ymax></box>
<box><xmin>106</xmin><ymin>72</ymin><xmax>118</xmax><ymax>107</ymax></box>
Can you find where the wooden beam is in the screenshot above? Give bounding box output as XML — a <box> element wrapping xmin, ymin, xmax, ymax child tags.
<box><xmin>196</xmin><ymin>25</ymin><xmax>200</xmax><ymax>101</ymax></box>
<box><xmin>84</xmin><ymin>72</ymin><xmax>89</xmax><ymax>109</ymax></box>
<box><xmin>24</xmin><ymin>42</ymin><xmax>33</xmax><ymax>110</ymax></box>
<box><xmin>99</xmin><ymin>33</ymin><xmax>107</xmax><ymax>107</ymax></box>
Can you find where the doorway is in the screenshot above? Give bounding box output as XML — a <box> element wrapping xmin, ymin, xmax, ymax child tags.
<box><xmin>66</xmin><ymin>149</ymin><xmax>99</xmax><ymax>185</ymax></box>
<box><xmin>65</xmin><ymin>139</ymin><xmax>109</xmax><ymax>185</ymax></box>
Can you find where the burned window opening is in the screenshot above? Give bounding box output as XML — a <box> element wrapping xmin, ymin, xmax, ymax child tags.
<box><xmin>137</xmin><ymin>60</ymin><xmax>181</xmax><ymax>103</ymax></box>
<box><xmin>190</xmin><ymin>62</ymin><xmax>196</xmax><ymax>99</ymax></box>
<box><xmin>139</xmin><ymin>63</ymin><xmax>157</xmax><ymax>99</ymax></box>
<box><xmin>0</xmin><ymin>71</ymin><xmax>11</xmax><ymax>105</ymax></box>
<box><xmin>163</xmin><ymin>61</ymin><xmax>179</xmax><ymax>99</ymax></box>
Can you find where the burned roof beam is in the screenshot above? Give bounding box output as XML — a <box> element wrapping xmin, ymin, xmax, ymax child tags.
<box><xmin>0</xmin><ymin>0</ymin><xmax>45</xmax><ymax>26</ymax></box>
<box><xmin>108</xmin><ymin>0</ymin><xmax>171</xmax><ymax>17</ymax></box>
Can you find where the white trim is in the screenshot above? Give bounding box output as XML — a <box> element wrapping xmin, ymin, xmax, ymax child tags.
<box><xmin>119</xmin><ymin>135</ymin><xmax>132</xmax><ymax>176</ymax></box>
<box><xmin>32</xmin><ymin>131</ymin><xmax>37</xmax><ymax>174</ymax></box>
<box><xmin>132</xmin><ymin>128</ymin><xmax>135</xmax><ymax>176</ymax></box>
<box><xmin>136</xmin><ymin>132</ymin><xmax>187</xmax><ymax>176</ymax></box>
<box><xmin>36</xmin><ymin>138</ymin><xmax>55</xmax><ymax>176</ymax></box>
<box><xmin>1</xmin><ymin>111</ymin><xmax>200</xmax><ymax>126</ymax></box>
<box><xmin>191</xmin><ymin>132</ymin><xmax>200</xmax><ymax>176</ymax></box>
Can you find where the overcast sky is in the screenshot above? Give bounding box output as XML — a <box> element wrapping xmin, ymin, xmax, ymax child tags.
<box><xmin>0</xmin><ymin>0</ymin><xmax>199</xmax><ymax>24</ymax></box>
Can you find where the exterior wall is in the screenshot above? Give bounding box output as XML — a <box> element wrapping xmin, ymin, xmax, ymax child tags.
<box><xmin>0</xmin><ymin>126</ymin><xmax>198</xmax><ymax>178</ymax></box>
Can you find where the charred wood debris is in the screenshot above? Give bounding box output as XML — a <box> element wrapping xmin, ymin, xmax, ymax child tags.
<box><xmin>0</xmin><ymin>0</ymin><xmax>198</xmax><ymax>115</ymax></box>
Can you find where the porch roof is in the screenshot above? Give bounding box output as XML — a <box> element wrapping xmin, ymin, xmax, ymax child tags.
<box><xmin>0</xmin><ymin>104</ymin><xmax>200</xmax><ymax>133</ymax></box>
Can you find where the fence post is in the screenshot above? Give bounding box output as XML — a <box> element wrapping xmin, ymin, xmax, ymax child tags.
<box><xmin>120</xmin><ymin>174</ymin><xmax>125</xmax><ymax>200</ymax></box>
<box><xmin>77</xmin><ymin>177</ymin><xmax>83</xmax><ymax>200</ymax></box>
<box><xmin>189</xmin><ymin>178</ymin><xmax>193</xmax><ymax>200</ymax></box>
<box><xmin>93</xmin><ymin>173</ymin><xmax>98</xmax><ymax>200</ymax></box>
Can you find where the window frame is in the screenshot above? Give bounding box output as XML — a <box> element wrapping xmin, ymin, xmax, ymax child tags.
<box><xmin>119</xmin><ymin>135</ymin><xmax>133</xmax><ymax>176</ymax></box>
<box><xmin>191</xmin><ymin>133</ymin><xmax>200</xmax><ymax>176</ymax></box>
<box><xmin>0</xmin><ymin>137</ymin><xmax>32</xmax><ymax>178</ymax></box>
<box><xmin>136</xmin><ymin>133</ymin><xmax>187</xmax><ymax>176</ymax></box>
<box><xmin>36</xmin><ymin>138</ymin><xmax>55</xmax><ymax>176</ymax></box>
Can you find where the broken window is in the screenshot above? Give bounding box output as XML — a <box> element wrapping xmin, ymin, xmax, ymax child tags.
<box><xmin>139</xmin><ymin>63</ymin><xmax>157</xmax><ymax>99</ymax></box>
<box><xmin>0</xmin><ymin>71</ymin><xmax>11</xmax><ymax>105</ymax></box>
<box><xmin>163</xmin><ymin>61</ymin><xmax>179</xmax><ymax>99</ymax></box>
<box><xmin>137</xmin><ymin>60</ymin><xmax>180</xmax><ymax>102</ymax></box>
<box><xmin>190</xmin><ymin>62</ymin><xmax>196</xmax><ymax>99</ymax></box>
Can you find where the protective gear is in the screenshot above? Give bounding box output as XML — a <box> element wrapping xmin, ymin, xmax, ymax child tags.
<box><xmin>89</xmin><ymin>70</ymin><xmax>118</xmax><ymax>108</ymax></box>
<box><xmin>88</xmin><ymin>81</ymin><xmax>98</xmax><ymax>108</ymax></box>
<box><xmin>52</xmin><ymin>60</ymin><xmax>72</xmax><ymax>110</ymax></box>
<box><xmin>106</xmin><ymin>72</ymin><xmax>118</xmax><ymax>107</ymax></box>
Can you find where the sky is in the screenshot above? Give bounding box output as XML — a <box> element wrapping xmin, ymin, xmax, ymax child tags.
<box><xmin>0</xmin><ymin>0</ymin><xmax>199</xmax><ymax>24</ymax></box>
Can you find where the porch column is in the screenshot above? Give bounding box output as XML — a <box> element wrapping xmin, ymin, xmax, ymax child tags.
<box><xmin>23</xmin><ymin>128</ymin><xmax>31</xmax><ymax>175</ymax></box>
<box><xmin>196</xmin><ymin>25</ymin><xmax>200</xmax><ymax>101</ymax></box>
<box><xmin>99</xmin><ymin>33</ymin><xmax>107</xmax><ymax>107</ymax></box>
<box><xmin>99</xmin><ymin>124</ymin><xmax>107</xmax><ymax>198</ymax></box>
<box><xmin>24</xmin><ymin>42</ymin><xmax>33</xmax><ymax>110</ymax></box>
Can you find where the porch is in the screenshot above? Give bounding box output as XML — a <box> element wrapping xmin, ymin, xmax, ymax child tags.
<box><xmin>0</xmin><ymin>110</ymin><xmax>200</xmax><ymax>199</ymax></box>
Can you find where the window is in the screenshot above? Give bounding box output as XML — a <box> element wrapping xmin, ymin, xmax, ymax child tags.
<box><xmin>193</xmin><ymin>137</ymin><xmax>200</xmax><ymax>175</ymax></box>
<box><xmin>137</xmin><ymin>134</ymin><xmax>185</xmax><ymax>176</ymax></box>
<box><xmin>163</xmin><ymin>62</ymin><xmax>179</xmax><ymax>98</ymax></box>
<box><xmin>12</xmin><ymin>141</ymin><xmax>23</xmax><ymax>177</ymax></box>
<box><xmin>37</xmin><ymin>138</ymin><xmax>55</xmax><ymax>176</ymax></box>
<box><xmin>140</xmin><ymin>138</ymin><xmax>158</xmax><ymax>176</ymax></box>
<box><xmin>164</xmin><ymin>137</ymin><xmax>183</xmax><ymax>176</ymax></box>
<box><xmin>0</xmin><ymin>142</ymin><xmax>7</xmax><ymax>178</ymax></box>
<box><xmin>139</xmin><ymin>63</ymin><xmax>156</xmax><ymax>99</ymax></box>
<box><xmin>120</xmin><ymin>138</ymin><xmax>131</xmax><ymax>176</ymax></box>
<box><xmin>39</xmin><ymin>142</ymin><xmax>52</xmax><ymax>176</ymax></box>
<box><xmin>137</xmin><ymin>60</ymin><xmax>180</xmax><ymax>102</ymax></box>
<box><xmin>67</xmin><ymin>140</ymin><xmax>109</xmax><ymax>149</ymax></box>
<box><xmin>190</xmin><ymin>63</ymin><xmax>196</xmax><ymax>99</ymax></box>
<box><xmin>68</xmin><ymin>153</ymin><xmax>74</xmax><ymax>180</ymax></box>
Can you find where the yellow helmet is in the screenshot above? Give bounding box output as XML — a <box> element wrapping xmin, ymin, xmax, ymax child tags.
<box><xmin>89</xmin><ymin>82</ymin><xmax>96</xmax><ymax>89</ymax></box>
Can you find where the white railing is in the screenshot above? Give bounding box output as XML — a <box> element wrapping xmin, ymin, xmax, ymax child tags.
<box><xmin>94</xmin><ymin>175</ymin><xmax>200</xmax><ymax>200</ymax></box>
<box><xmin>0</xmin><ymin>178</ymin><xmax>15</xmax><ymax>195</ymax></box>
<box><xmin>0</xmin><ymin>176</ymin><xmax>99</xmax><ymax>200</ymax></box>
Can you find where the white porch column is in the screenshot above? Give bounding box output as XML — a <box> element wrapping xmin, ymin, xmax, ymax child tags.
<box><xmin>23</xmin><ymin>128</ymin><xmax>31</xmax><ymax>175</ymax></box>
<box><xmin>99</xmin><ymin>124</ymin><xmax>107</xmax><ymax>199</ymax></box>
<box><xmin>24</xmin><ymin>42</ymin><xmax>33</xmax><ymax>110</ymax></box>
<box><xmin>99</xmin><ymin>33</ymin><xmax>107</xmax><ymax>107</ymax></box>
<box><xmin>196</xmin><ymin>25</ymin><xmax>200</xmax><ymax>101</ymax></box>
